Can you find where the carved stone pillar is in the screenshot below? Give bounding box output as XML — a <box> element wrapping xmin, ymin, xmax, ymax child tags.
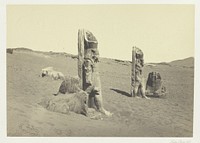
<box><xmin>78</xmin><ymin>29</ymin><xmax>98</xmax><ymax>107</ymax></box>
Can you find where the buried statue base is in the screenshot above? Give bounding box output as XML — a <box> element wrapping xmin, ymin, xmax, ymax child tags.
<box><xmin>145</xmin><ymin>72</ymin><xmax>167</xmax><ymax>97</ymax></box>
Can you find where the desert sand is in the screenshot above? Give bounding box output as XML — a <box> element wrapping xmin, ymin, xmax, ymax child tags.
<box><xmin>7</xmin><ymin>49</ymin><xmax>194</xmax><ymax>137</ymax></box>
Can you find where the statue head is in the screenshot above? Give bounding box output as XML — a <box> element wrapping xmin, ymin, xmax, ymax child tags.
<box><xmin>84</xmin><ymin>30</ymin><xmax>99</xmax><ymax>62</ymax></box>
<box><xmin>135</xmin><ymin>47</ymin><xmax>144</xmax><ymax>59</ymax></box>
<box><xmin>91</xmin><ymin>48</ymin><xmax>99</xmax><ymax>62</ymax></box>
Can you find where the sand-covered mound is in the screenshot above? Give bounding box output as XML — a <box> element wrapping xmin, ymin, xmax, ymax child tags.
<box><xmin>54</xmin><ymin>76</ymin><xmax>81</xmax><ymax>95</ymax></box>
<box><xmin>39</xmin><ymin>91</ymin><xmax>103</xmax><ymax>120</ymax></box>
<box><xmin>39</xmin><ymin>91</ymin><xmax>88</xmax><ymax>115</ymax></box>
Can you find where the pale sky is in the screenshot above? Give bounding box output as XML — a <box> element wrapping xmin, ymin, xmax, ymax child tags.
<box><xmin>7</xmin><ymin>5</ymin><xmax>194</xmax><ymax>63</ymax></box>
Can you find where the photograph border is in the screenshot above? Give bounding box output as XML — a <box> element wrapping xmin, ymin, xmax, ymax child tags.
<box><xmin>1</xmin><ymin>0</ymin><xmax>200</xmax><ymax>143</ymax></box>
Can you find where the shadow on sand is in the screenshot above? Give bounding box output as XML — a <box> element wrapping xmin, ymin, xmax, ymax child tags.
<box><xmin>110</xmin><ymin>88</ymin><xmax>131</xmax><ymax>97</ymax></box>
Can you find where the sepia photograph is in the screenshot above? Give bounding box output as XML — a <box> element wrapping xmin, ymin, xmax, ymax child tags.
<box><xmin>1</xmin><ymin>1</ymin><xmax>200</xmax><ymax>143</ymax></box>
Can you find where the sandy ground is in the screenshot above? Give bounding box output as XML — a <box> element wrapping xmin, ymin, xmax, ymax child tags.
<box><xmin>7</xmin><ymin>50</ymin><xmax>194</xmax><ymax>137</ymax></box>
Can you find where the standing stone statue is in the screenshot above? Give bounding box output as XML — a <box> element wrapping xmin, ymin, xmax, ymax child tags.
<box><xmin>78</xmin><ymin>29</ymin><xmax>112</xmax><ymax>116</ymax></box>
<box><xmin>131</xmin><ymin>46</ymin><xmax>150</xmax><ymax>99</ymax></box>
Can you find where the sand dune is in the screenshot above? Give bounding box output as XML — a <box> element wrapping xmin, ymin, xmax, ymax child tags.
<box><xmin>169</xmin><ymin>57</ymin><xmax>194</xmax><ymax>68</ymax></box>
<box><xmin>7</xmin><ymin>49</ymin><xmax>194</xmax><ymax>137</ymax></box>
